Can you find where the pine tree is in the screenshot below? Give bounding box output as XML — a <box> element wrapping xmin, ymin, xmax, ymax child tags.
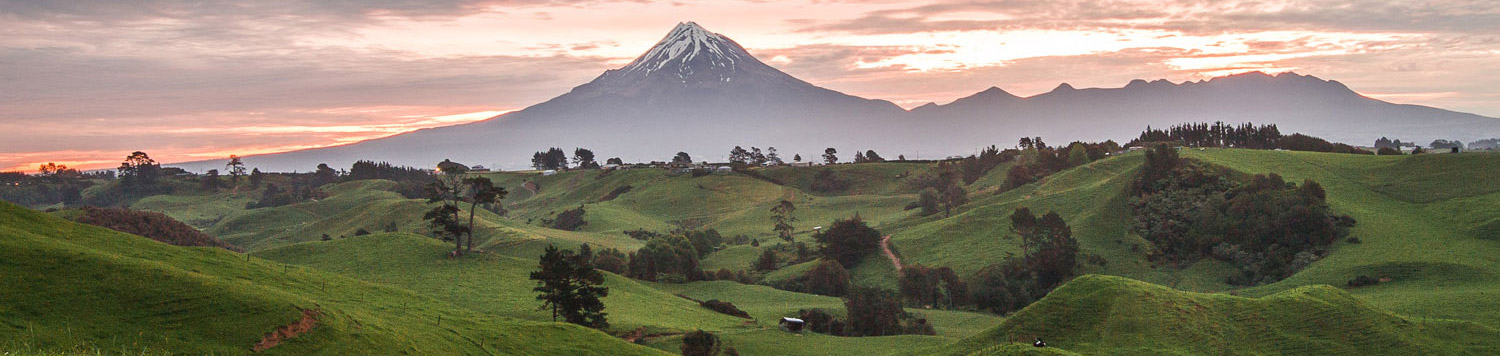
<box><xmin>531</xmin><ymin>245</ymin><xmax>610</xmax><ymax>328</ymax></box>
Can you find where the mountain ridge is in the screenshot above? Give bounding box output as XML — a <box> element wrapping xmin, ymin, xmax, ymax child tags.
<box><xmin>166</xmin><ymin>23</ymin><xmax>1500</xmax><ymax>172</ymax></box>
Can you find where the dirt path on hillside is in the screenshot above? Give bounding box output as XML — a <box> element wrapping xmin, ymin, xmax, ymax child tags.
<box><xmin>881</xmin><ymin>235</ymin><xmax>902</xmax><ymax>271</ymax></box>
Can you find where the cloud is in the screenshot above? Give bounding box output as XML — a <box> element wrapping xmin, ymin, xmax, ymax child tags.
<box><xmin>792</xmin><ymin>0</ymin><xmax>1500</xmax><ymax>35</ymax></box>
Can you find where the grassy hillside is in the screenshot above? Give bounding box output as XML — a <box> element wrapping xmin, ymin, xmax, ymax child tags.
<box><xmin>0</xmin><ymin>200</ymin><xmax>665</xmax><ymax>355</ymax></box>
<box><xmin>1179</xmin><ymin>149</ymin><xmax>1500</xmax><ymax>326</ymax></box>
<box><xmin>99</xmin><ymin>150</ymin><xmax>1500</xmax><ymax>354</ymax></box>
<box><xmin>254</xmin><ymin>233</ymin><xmax>746</xmax><ymax>334</ymax></box>
<box><xmin>912</xmin><ymin>275</ymin><xmax>1500</xmax><ymax>355</ymax></box>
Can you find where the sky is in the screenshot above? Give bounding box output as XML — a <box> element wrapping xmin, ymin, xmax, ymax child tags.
<box><xmin>3</xmin><ymin>0</ymin><xmax>1498</xmax><ymax>172</ymax></box>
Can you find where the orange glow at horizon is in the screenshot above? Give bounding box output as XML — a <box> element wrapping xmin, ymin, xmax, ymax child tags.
<box><xmin>0</xmin><ymin>108</ymin><xmax>513</xmax><ymax>173</ymax></box>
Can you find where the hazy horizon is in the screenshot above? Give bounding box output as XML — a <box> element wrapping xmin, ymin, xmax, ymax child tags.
<box><xmin>4</xmin><ymin>0</ymin><xmax>1499</xmax><ymax>172</ymax></box>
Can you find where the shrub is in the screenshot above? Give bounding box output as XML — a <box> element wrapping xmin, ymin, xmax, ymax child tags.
<box><xmin>71</xmin><ymin>206</ymin><xmax>241</xmax><ymax>252</ymax></box>
<box><xmin>680</xmin><ymin>330</ymin><xmax>721</xmax><ymax>356</ymax></box>
<box><xmin>551</xmin><ymin>206</ymin><xmax>587</xmax><ymax>231</ymax></box>
<box><xmin>1347</xmin><ymin>275</ymin><xmax>1380</xmax><ymax>287</ymax></box>
<box><xmin>814</xmin><ymin>217</ymin><xmax>883</xmax><ymax>268</ymax></box>
<box><xmin>354</xmin><ymin>228</ymin><xmax>370</xmax><ymax>236</ymax></box>
<box><xmin>809</xmin><ymin>168</ymin><xmax>850</xmax><ymax>193</ymax></box>
<box><xmin>600</xmin><ymin>185</ymin><xmax>633</xmax><ymax>201</ymax></box>
<box><xmin>699</xmin><ymin>300</ymin><xmax>751</xmax><ymax>319</ymax></box>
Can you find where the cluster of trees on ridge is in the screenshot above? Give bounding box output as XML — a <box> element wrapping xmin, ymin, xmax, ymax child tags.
<box><xmin>1131</xmin><ymin>144</ymin><xmax>1355</xmax><ymax>285</ymax></box>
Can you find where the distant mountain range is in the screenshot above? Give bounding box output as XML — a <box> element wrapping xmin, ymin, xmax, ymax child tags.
<box><xmin>175</xmin><ymin>22</ymin><xmax>1500</xmax><ymax>172</ymax></box>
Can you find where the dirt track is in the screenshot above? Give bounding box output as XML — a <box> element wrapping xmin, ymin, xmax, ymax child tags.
<box><xmin>881</xmin><ymin>235</ymin><xmax>902</xmax><ymax>271</ymax></box>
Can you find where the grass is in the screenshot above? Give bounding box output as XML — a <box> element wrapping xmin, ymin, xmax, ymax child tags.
<box><xmin>0</xmin><ymin>200</ymin><xmax>666</xmax><ymax>355</ymax></box>
<box><xmin>910</xmin><ymin>274</ymin><xmax>1500</xmax><ymax>355</ymax></box>
<box><xmin>93</xmin><ymin>149</ymin><xmax>1500</xmax><ymax>354</ymax></box>
<box><xmin>254</xmin><ymin>233</ymin><xmax>746</xmax><ymax>334</ymax></box>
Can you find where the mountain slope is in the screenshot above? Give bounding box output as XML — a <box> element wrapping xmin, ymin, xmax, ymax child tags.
<box><xmin>908</xmin><ymin>72</ymin><xmax>1500</xmax><ymax>150</ymax></box>
<box><xmin>0</xmin><ymin>200</ymin><xmax>665</xmax><ymax>355</ymax></box>
<box><xmin>208</xmin><ymin>22</ymin><xmax>909</xmax><ymax>172</ymax></box>
<box><xmin>912</xmin><ymin>275</ymin><xmax>1500</xmax><ymax>355</ymax></box>
<box><xmin>175</xmin><ymin>23</ymin><xmax>1500</xmax><ymax>173</ymax></box>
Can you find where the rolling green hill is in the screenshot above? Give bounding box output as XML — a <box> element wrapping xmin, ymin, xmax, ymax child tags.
<box><xmin>0</xmin><ymin>200</ymin><xmax>666</xmax><ymax>355</ymax></box>
<box><xmin>912</xmin><ymin>274</ymin><xmax>1500</xmax><ymax>355</ymax></box>
<box><xmin>75</xmin><ymin>149</ymin><xmax>1500</xmax><ymax>355</ymax></box>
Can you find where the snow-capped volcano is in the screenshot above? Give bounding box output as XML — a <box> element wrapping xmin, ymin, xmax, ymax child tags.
<box><xmin>181</xmin><ymin>22</ymin><xmax>1499</xmax><ymax>173</ymax></box>
<box><xmin>614</xmin><ymin>22</ymin><xmax>750</xmax><ymax>84</ymax></box>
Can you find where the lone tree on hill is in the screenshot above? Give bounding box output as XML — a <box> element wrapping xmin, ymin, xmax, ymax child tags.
<box><xmin>424</xmin><ymin>162</ymin><xmax>471</xmax><ymax>253</ymax></box>
<box><xmin>770</xmin><ymin>199</ymin><xmax>797</xmax><ymax>241</ymax></box>
<box><xmin>673</xmin><ymin>152</ymin><xmax>694</xmax><ymax>165</ymax></box>
<box><xmin>815</xmin><ymin>216</ymin><xmax>882</xmax><ymax>268</ymax></box>
<box><xmin>531</xmin><ymin>244</ymin><xmax>609</xmax><ymax>329</ymax></box>
<box><xmin>823</xmin><ymin>148</ymin><xmax>839</xmax><ymax>164</ymax></box>
<box><xmin>225</xmin><ymin>155</ymin><xmax>246</xmax><ymax>185</ymax></box>
<box><xmin>461</xmin><ymin>176</ymin><xmax>506</xmax><ymax>252</ymax></box>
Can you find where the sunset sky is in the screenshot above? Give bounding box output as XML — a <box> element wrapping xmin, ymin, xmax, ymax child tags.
<box><xmin>3</xmin><ymin>0</ymin><xmax>1498</xmax><ymax>172</ymax></box>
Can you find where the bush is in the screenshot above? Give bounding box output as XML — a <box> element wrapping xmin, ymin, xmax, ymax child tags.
<box><xmin>843</xmin><ymin>286</ymin><xmax>905</xmax><ymax>337</ymax></box>
<box><xmin>354</xmin><ymin>228</ymin><xmax>370</xmax><ymax>236</ymax></box>
<box><xmin>1347</xmin><ymin>275</ymin><xmax>1380</xmax><ymax>287</ymax></box>
<box><xmin>699</xmin><ymin>300</ymin><xmax>751</xmax><ymax>319</ymax></box>
<box><xmin>600</xmin><ymin>185</ymin><xmax>633</xmax><ymax>201</ymax></box>
<box><xmin>803</xmin><ymin>260</ymin><xmax>851</xmax><ymax>297</ymax></box>
<box><xmin>551</xmin><ymin>206</ymin><xmax>587</xmax><ymax>231</ymax></box>
<box><xmin>71</xmin><ymin>206</ymin><xmax>241</xmax><ymax>252</ymax></box>
<box><xmin>809</xmin><ymin>168</ymin><xmax>850</xmax><ymax>193</ymax></box>
<box><xmin>797</xmin><ymin>309</ymin><xmax>846</xmax><ymax>335</ymax></box>
<box><xmin>814</xmin><ymin>217</ymin><xmax>883</xmax><ymax>268</ymax></box>
<box><xmin>680</xmin><ymin>330</ymin><xmax>721</xmax><ymax>356</ymax></box>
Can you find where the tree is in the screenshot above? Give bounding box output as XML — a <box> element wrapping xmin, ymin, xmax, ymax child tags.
<box><xmin>606</xmin><ymin>157</ymin><xmax>624</xmax><ymax>165</ymax></box>
<box><xmin>864</xmin><ymin>150</ymin><xmax>885</xmax><ymax>162</ymax></box>
<box><xmin>843</xmin><ymin>286</ymin><xmax>904</xmax><ymax>337</ymax></box>
<box><xmin>201</xmin><ymin>169</ymin><xmax>222</xmax><ymax>191</ymax></box>
<box><xmin>815</xmin><ymin>217</ymin><xmax>882</xmax><ymax>268</ymax></box>
<box><xmin>729</xmin><ymin>146</ymin><xmax>750</xmax><ymax>165</ymax></box>
<box><xmin>533</xmin><ymin>148</ymin><xmax>569</xmax><ymax>170</ymax></box>
<box><xmin>531</xmin><ymin>245</ymin><xmax>609</xmax><ymax>329</ymax></box>
<box><xmin>1067</xmin><ymin>143</ymin><xmax>1090</xmax><ymax>167</ymax></box>
<box><xmin>766</xmin><ymin>147</ymin><xmax>783</xmax><ymax>165</ymax></box>
<box><xmin>423</xmin><ymin>204</ymin><xmax>467</xmax><ymax>249</ymax></box>
<box><xmin>673</xmin><ymin>152</ymin><xmax>694</xmax><ymax>165</ymax></box>
<box><xmin>755</xmin><ymin>248</ymin><xmax>779</xmax><ymax>271</ymax></box>
<box><xmin>680</xmin><ymin>330</ymin><xmax>722</xmax><ymax>356</ymax></box>
<box><xmin>805</xmin><ymin>259</ymin><xmax>850</xmax><ymax>297</ymax></box>
<box><xmin>823</xmin><ymin>148</ymin><xmax>838</xmax><ymax>164</ymax></box>
<box><xmin>940</xmin><ymin>184</ymin><xmax>967</xmax><ymax>217</ymax></box>
<box><xmin>1019</xmin><ymin>137</ymin><xmax>1033</xmax><ymax>149</ymax></box>
<box><xmin>770</xmin><ymin>199</ymin><xmax>797</xmax><ymax>241</ymax></box>
<box><xmin>573</xmin><ymin>148</ymin><xmax>599</xmax><ymax>169</ymax></box>
<box><xmin>750</xmin><ymin>147</ymin><xmax>767</xmax><ymax>166</ymax></box>
<box><xmin>313</xmin><ymin>163</ymin><xmax>338</xmax><ymax>187</ymax></box>
<box><xmin>916</xmin><ymin>188</ymin><xmax>940</xmax><ymax>216</ymax></box>
<box><xmin>225</xmin><ymin>155</ymin><xmax>246</xmax><ymax>185</ymax></box>
<box><xmin>117</xmin><ymin>151</ymin><xmax>162</xmax><ymax>191</ymax></box>
<box><xmin>793</xmin><ymin>154</ymin><xmax>802</xmax><ymax>162</ymax></box>
<box><xmin>462</xmin><ymin>177</ymin><xmax>506</xmax><ymax>252</ymax></box>
<box><xmin>424</xmin><ymin>166</ymin><xmax>469</xmax><ymax>253</ymax></box>
<box><xmin>854</xmin><ymin>150</ymin><xmax>867</xmax><ymax>163</ymax></box>
<box><xmin>249</xmin><ymin>168</ymin><xmax>264</xmax><ymax>188</ymax></box>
